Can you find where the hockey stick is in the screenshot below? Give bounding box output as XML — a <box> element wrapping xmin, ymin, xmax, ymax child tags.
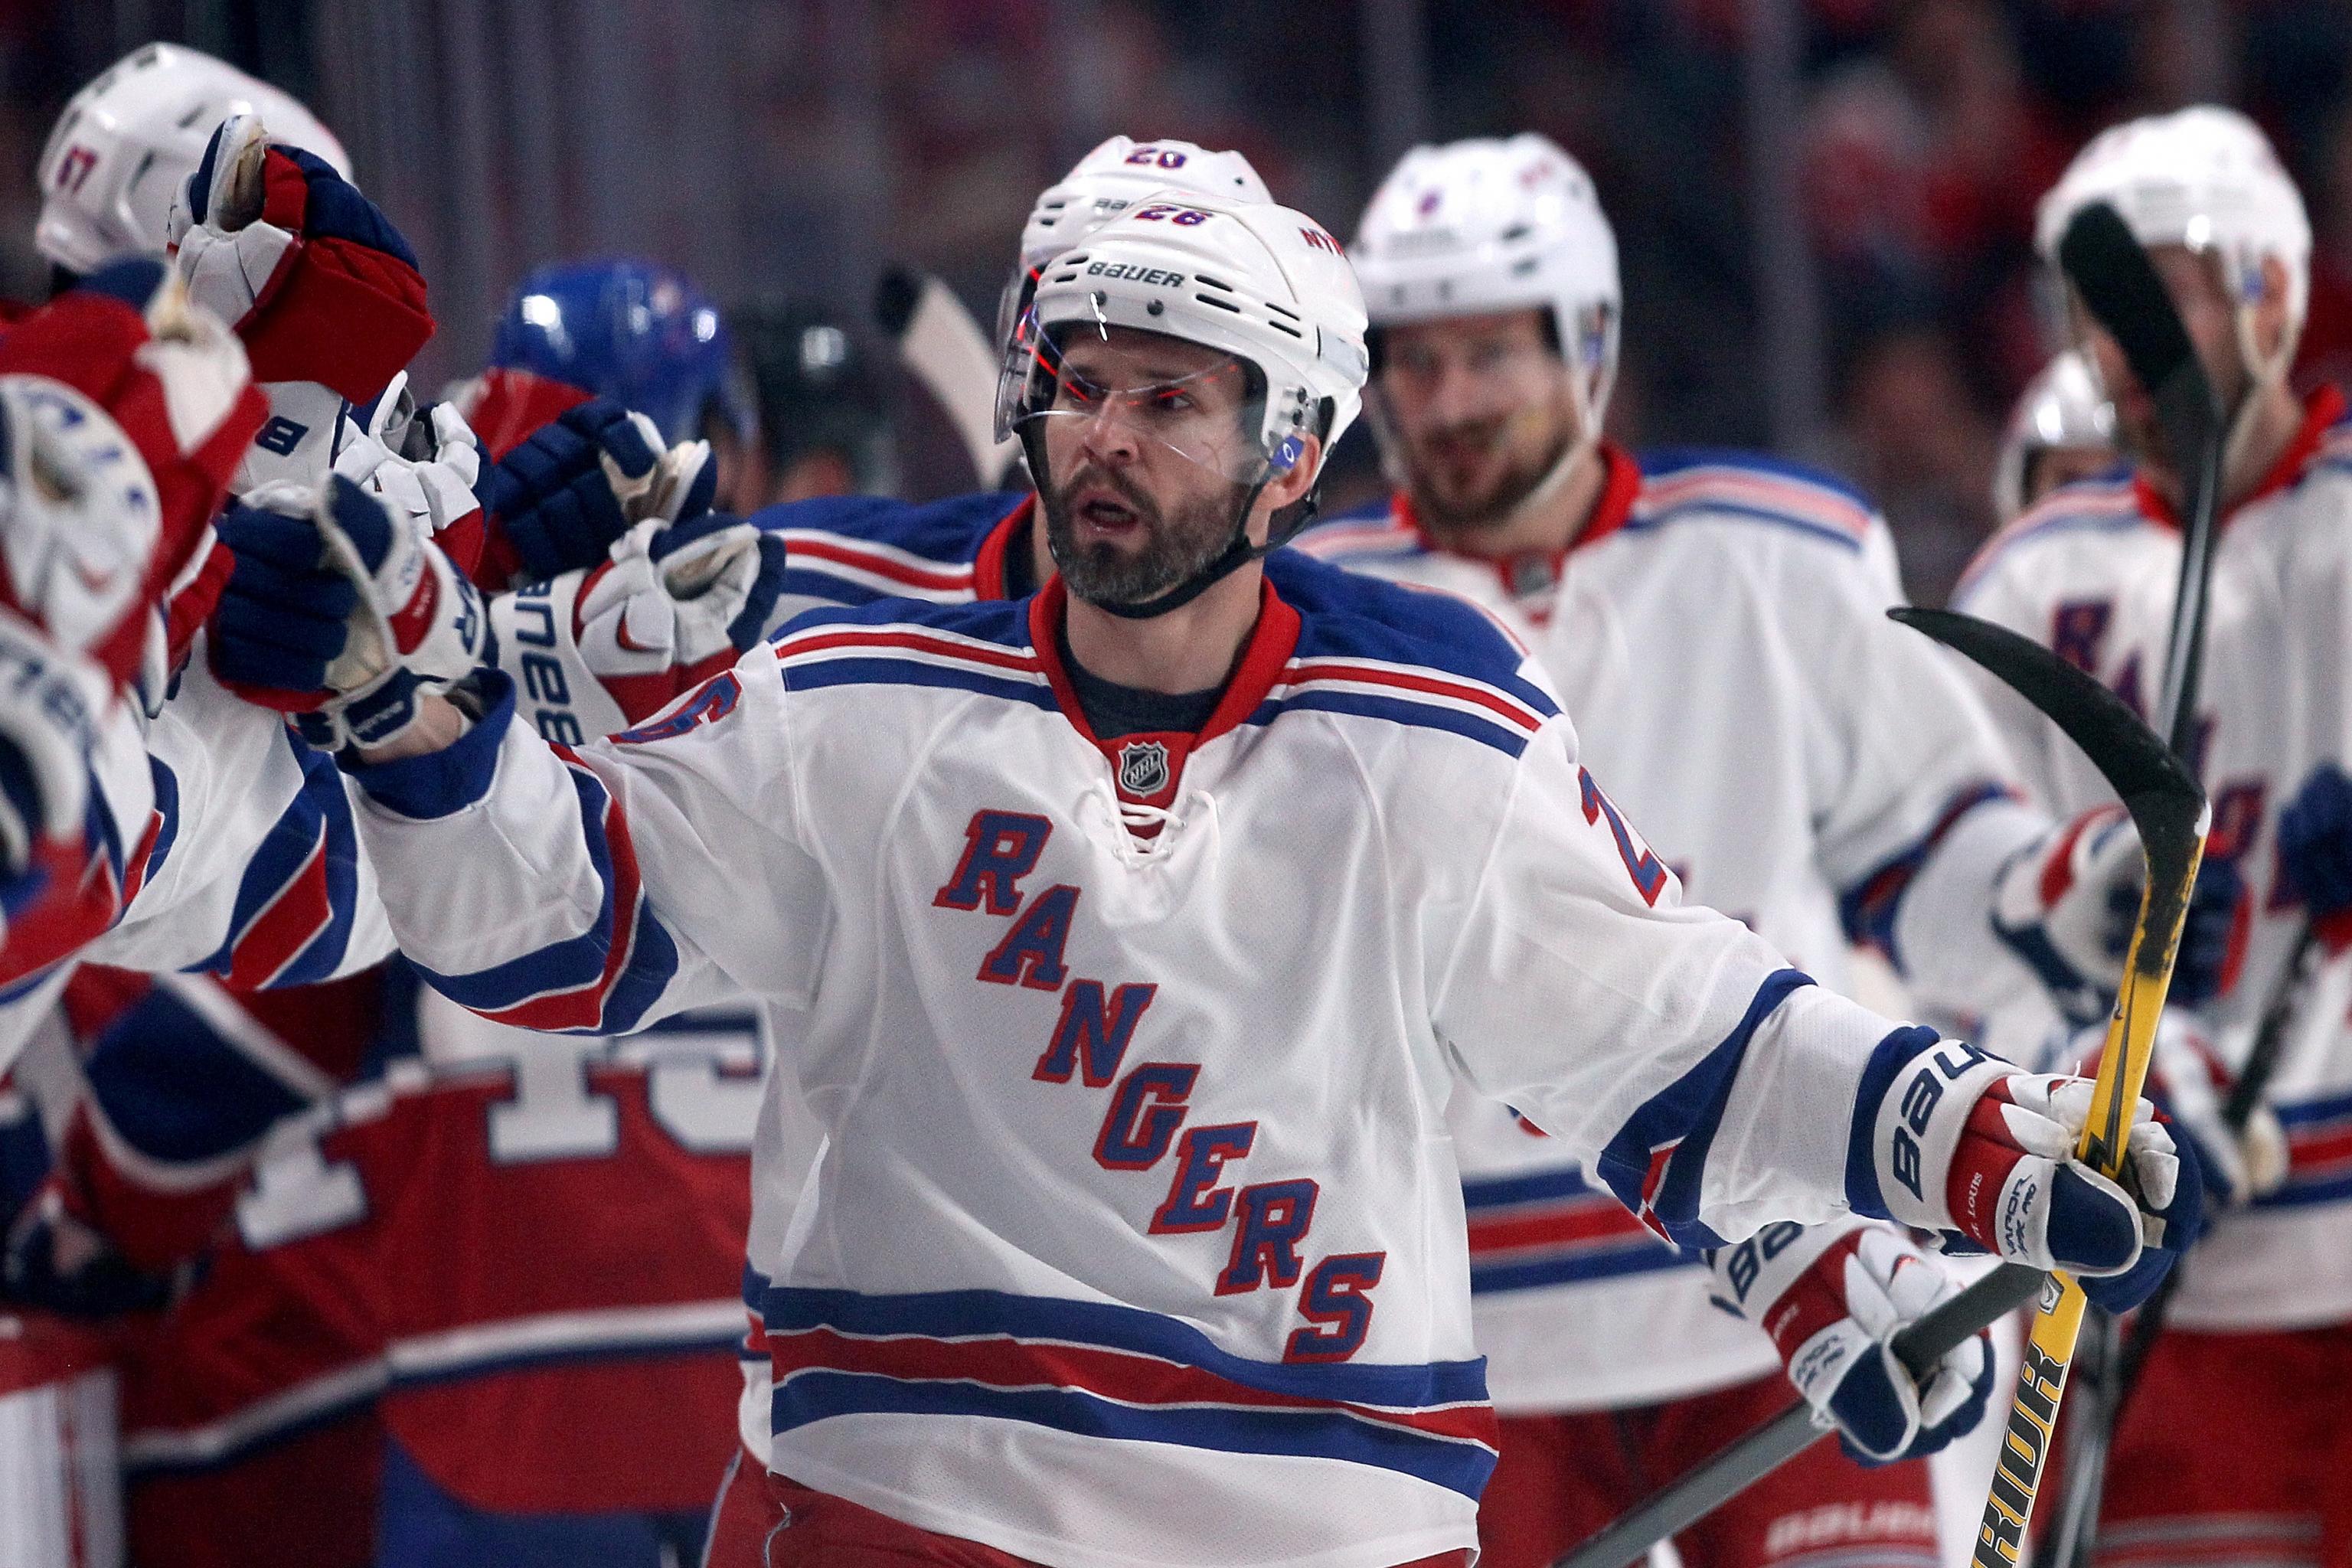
<box><xmin>2105</xmin><ymin>920</ymin><xmax>2317</xmax><ymax>1399</ymax></box>
<box><xmin>1551</xmin><ymin>609</ymin><xmax>2207</xmax><ymax>1568</ymax></box>
<box><xmin>2030</xmin><ymin>198</ymin><xmax>2229</xmax><ymax>1568</ymax></box>
<box><xmin>873</xmin><ymin>268</ymin><xmax>1021</xmax><ymax>490</ymax></box>
<box><xmin>1549</xmin><ymin>1264</ymin><xmax>2044</xmax><ymax>1568</ymax></box>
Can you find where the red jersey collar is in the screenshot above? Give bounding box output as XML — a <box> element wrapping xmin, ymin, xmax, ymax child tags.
<box><xmin>972</xmin><ymin>494</ymin><xmax>1037</xmax><ymax>602</ymax></box>
<box><xmin>2131</xmin><ymin>384</ymin><xmax>2348</xmax><ymax>531</ymax></box>
<box><xmin>1389</xmin><ymin>440</ymin><xmax>1644</xmax><ymax>593</ymax></box>
<box><xmin>1027</xmin><ymin>573</ymin><xmax>1302</xmax><ymax>810</ymax></box>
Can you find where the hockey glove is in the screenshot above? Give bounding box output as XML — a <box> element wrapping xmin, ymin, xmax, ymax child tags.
<box><xmin>0</xmin><ymin>612</ymin><xmax>104</xmax><ymax>910</ymax></box>
<box><xmin>332</xmin><ymin>371</ymin><xmax>490</xmax><ymax>580</ymax></box>
<box><xmin>477</xmin><ymin>399</ymin><xmax>716</xmax><ymax>588</ymax></box>
<box><xmin>1861</xmin><ymin>1038</ymin><xmax>2203</xmax><ymax>1312</ymax></box>
<box><xmin>490</xmin><ymin>513</ymin><xmax>786</xmax><ymax>744</ymax></box>
<box><xmin>0</xmin><ymin>260</ymin><xmax>265</xmax><ymax>697</ymax></box>
<box><xmin>1710</xmin><ymin>1218</ymin><xmax>1993</xmax><ymax>1465</ymax></box>
<box><xmin>168</xmin><ymin>113</ymin><xmax>434</xmax><ymax>492</ymax></box>
<box><xmin>2062</xmin><ymin>1014</ymin><xmax>2288</xmax><ymax>1211</ymax></box>
<box><xmin>2278</xmin><ymin>764</ymin><xmax>2352</xmax><ymax>952</ymax></box>
<box><xmin>1991</xmin><ymin>805</ymin><xmax>2246</xmax><ymax>1021</ymax></box>
<box><xmin>2</xmin><ymin>1175</ymin><xmax>175</xmax><ymax>1317</ymax></box>
<box><xmin>209</xmin><ymin>476</ymin><xmax>487</xmax><ymax>750</ymax></box>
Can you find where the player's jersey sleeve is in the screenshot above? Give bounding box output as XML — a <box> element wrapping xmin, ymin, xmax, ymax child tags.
<box><xmin>345</xmin><ymin>643</ymin><xmax>829</xmax><ymax>1034</ymax></box>
<box><xmin>90</xmin><ymin>658</ymin><xmax>395</xmax><ymax>987</ymax></box>
<box><xmin>1787</xmin><ymin>533</ymin><xmax>2050</xmax><ymax>1022</ymax></box>
<box><xmin>1430</xmin><ymin>717</ymin><xmax>1926</xmax><ymax>1246</ymax></box>
<box><xmin>2272</xmin><ymin>491</ymin><xmax>2352</xmax><ymax>774</ymax></box>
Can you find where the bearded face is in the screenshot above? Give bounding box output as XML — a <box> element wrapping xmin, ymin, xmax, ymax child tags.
<box><xmin>1027</xmin><ymin>325</ymin><xmax>1264</xmax><ymax>609</ymax></box>
<box><xmin>1374</xmin><ymin>308</ymin><xmax>1583</xmax><ymax>534</ymax></box>
<box><xmin>1041</xmin><ymin>452</ymin><xmax>1252</xmax><ymax>606</ymax></box>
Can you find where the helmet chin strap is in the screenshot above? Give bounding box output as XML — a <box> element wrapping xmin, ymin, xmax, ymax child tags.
<box><xmin>1024</xmin><ymin>423</ymin><xmax>1321</xmax><ymax>622</ymax></box>
<box><xmin>2224</xmin><ymin>295</ymin><xmax>2300</xmax><ymax>487</ymax></box>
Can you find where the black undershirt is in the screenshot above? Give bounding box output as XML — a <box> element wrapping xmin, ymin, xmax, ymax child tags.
<box><xmin>1020</xmin><ymin>514</ymin><xmax>1226</xmax><ymax>739</ymax></box>
<box><xmin>1057</xmin><ymin>627</ymin><xmax>1223</xmax><ymax>740</ymax></box>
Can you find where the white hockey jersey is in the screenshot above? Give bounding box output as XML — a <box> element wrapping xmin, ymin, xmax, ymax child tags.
<box><xmin>1298</xmin><ymin>446</ymin><xmax>2047</xmax><ymax>1410</ymax></box>
<box><xmin>0</xmin><ymin>654</ymin><xmax>395</xmax><ymax>1078</ymax></box>
<box><xmin>1952</xmin><ymin>386</ymin><xmax>2352</xmax><ymax>1331</ymax></box>
<box><xmin>345</xmin><ymin>553</ymin><xmax>1942</xmax><ymax>1568</ymax></box>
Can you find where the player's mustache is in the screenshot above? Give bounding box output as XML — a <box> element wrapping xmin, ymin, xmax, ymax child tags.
<box><xmin>1057</xmin><ymin>462</ymin><xmax>1162</xmax><ymax>528</ymax></box>
<box><xmin>1419</xmin><ymin>414</ymin><xmax>1514</xmax><ymax>456</ymax></box>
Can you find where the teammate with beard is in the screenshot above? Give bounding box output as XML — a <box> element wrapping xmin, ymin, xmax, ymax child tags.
<box><xmin>1292</xmin><ymin>133</ymin><xmax>2184</xmax><ymax>1568</ymax></box>
<box><xmin>1952</xmin><ymin>107</ymin><xmax>2352</xmax><ymax>1568</ymax></box>
<box><xmin>456</xmin><ymin>142</ymin><xmax>2014</xmax><ymax>1533</ymax></box>
<box><xmin>207</xmin><ymin>185</ymin><xmax>2196</xmax><ymax>1568</ymax></box>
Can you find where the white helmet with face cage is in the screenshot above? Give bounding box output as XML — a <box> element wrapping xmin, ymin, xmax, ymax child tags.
<box><xmin>998</xmin><ymin>191</ymin><xmax>1368</xmax><ymax>614</ymax></box>
<box><xmin>37</xmin><ymin>43</ymin><xmax>351</xmax><ymax>277</ymax></box>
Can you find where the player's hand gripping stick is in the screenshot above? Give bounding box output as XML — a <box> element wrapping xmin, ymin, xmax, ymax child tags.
<box><xmin>1551</xmin><ymin>606</ymin><xmax>2209</xmax><ymax>1568</ymax></box>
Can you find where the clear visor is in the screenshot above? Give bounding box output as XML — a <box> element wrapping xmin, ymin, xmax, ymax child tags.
<box><xmin>991</xmin><ymin>264</ymin><xmax>1045</xmax><ymax>446</ymax></box>
<box><xmin>1368</xmin><ymin>305</ymin><xmax>1606</xmax><ymax>443</ymax></box>
<box><xmin>998</xmin><ymin>318</ymin><xmax>1289</xmax><ymax>486</ymax></box>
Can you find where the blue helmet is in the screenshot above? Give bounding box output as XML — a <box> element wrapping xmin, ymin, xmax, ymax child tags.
<box><xmin>487</xmin><ymin>259</ymin><xmax>752</xmax><ymax>446</ymax></box>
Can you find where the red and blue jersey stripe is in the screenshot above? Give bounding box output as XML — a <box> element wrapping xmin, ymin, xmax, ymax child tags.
<box><xmin>761</xmin><ymin>1285</ymin><xmax>1500</xmax><ymax>1501</ymax></box>
<box><xmin>2257</xmin><ymin>1088</ymin><xmax>2352</xmax><ymax>1210</ymax></box>
<box><xmin>191</xmin><ymin>735</ymin><xmax>364</xmax><ymax>991</ymax></box>
<box><xmin>1462</xmin><ymin>1165</ymin><xmax>1699</xmax><ymax>1292</ymax></box>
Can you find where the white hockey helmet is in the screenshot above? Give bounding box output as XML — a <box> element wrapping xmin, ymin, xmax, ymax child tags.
<box><xmin>995</xmin><ymin>136</ymin><xmax>1271</xmax><ymax>400</ymax></box>
<box><xmin>36</xmin><ymin>43</ymin><xmax>351</xmax><ymax>276</ymax></box>
<box><xmin>1351</xmin><ymin>132</ymin><xmax>1622</xmax><ymax>443</ymax></box>
<box><xmin>1001</xmin><ymin>192</ymin><xmax>1368</xmax><ymax>610</ymax></box>
<box><xmin>1993</xmin><ymin>350</ymin><xmax>2117</xmax><ymax>522</ymax></box>
<box><xmin>2034</xmin><ymin>107</ymin><xmax>2311</xmax><ymax>400</ymax></box>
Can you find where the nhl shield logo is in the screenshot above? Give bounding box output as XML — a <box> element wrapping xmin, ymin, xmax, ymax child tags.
<box><xmin>1116</xmin><ymin>740</ymin><xmax>1171</xmax><ymax>796</ymax></box>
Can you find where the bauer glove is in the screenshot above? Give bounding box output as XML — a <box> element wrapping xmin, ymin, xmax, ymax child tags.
<box><xmin>1993</xmin><ymin>804</ymin><xmax>2247</xmax><ymax>1021</ymax></box>
<box><xmin>1710</xmin><ymin>1217</ymin><xmax>1994</xmax><ymax>1465</ymax></box>
<box><xmin>2056</xmin><ymin>1013</ymin><xmax>2288</xmax><ymax>1211</ymax></box>
<box><xmin>2277</xmin><ymin>763</ymin><xmax>2352</xmax><ymax>952</ymax></box>
<box><xmin>477</xmin><ymin>398</ymin><xmax>716</xmax><ymax>588</ymax></box>
<box><xmin>332</xmin><ymin>371</ymin><xmax>490</xmax><ymax>580</ymax></box>
<box><xmin>168</xmin><ymin>114</ymin><xmax>433</xmax><ymax>495</ymax></box>
<box><xmin>491</xmin><ymin>512</ymin><xmax>786</xmax><ymax>745</ymax></box>
<box><xmin>1858</xmin><ymin>1037</ymin><xmax>2205</xmax><ymax>1312</ymax></box>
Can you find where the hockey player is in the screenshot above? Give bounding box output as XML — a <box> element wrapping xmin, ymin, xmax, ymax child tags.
<box><xmin>1993</xmin><ymin>351</ymin><xmax>2118</xmax><ymax>525</ymax></box>
<box><xmin>481</xmin><ymin>137</ymin><xmax>2135</xmax><ymax>1554</ymax></box>
<box><xmin>36</xmin><ymin>42</ymin><xmax>348</xmax><ymax>294</ymax></box>
<box><xmin>211</xmin><ymin>188</ymin><xmax>2197</xmax><ymax>1568</ymax></box>
<box><xmin>0</xmin><ymin>102</ymin><xmax>721</xmax><ymax>1052</ymax></box>
<box><xmin>1952</xmin><ymin>106</ymin><xmax>2352</xmax><ymax>1568</ymax></box>
<box><xmin>1296</xmin><ymin>133</ymin><xmax>2161</xmax><ymax>1568</ymax></box>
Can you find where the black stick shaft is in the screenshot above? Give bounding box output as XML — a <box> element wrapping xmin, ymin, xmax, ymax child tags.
<box><xmin>1550</xmin><ymin>1264</ymin><xmax>2044</xmax><ymax>1568</ymax></box>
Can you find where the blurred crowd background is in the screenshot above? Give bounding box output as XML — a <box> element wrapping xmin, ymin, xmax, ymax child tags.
<box><xmin>5</xmin><ymin>0</ymin><xmax>2350</xmax><ymax>602</ymax></box>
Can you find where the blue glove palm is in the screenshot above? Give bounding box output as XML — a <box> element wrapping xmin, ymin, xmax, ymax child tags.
<box><xmin>480</xmin><ymin>399</ymin><xmax>714</xmax><ymax>585</ymax></box>
<box><xmin>2278</xmin><ymin>764</ymin><xmax>2352</xmax><ymax>922</ymax></box>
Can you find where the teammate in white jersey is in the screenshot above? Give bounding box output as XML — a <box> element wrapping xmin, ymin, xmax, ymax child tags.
<box><xmin>1295</xmin><ymin>133</ymin><xmax>2171</xmax><ymax>1568</ymax></box>
<box><xmin>1954</xmin><ymin>106</ymin><xmax>2352</xmax><ymax>1568</ymax></box>
<box><xmin>205</xmin><ymin>181</ymin><xmax>2199</xmax><ymax>1568</ymax></box>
